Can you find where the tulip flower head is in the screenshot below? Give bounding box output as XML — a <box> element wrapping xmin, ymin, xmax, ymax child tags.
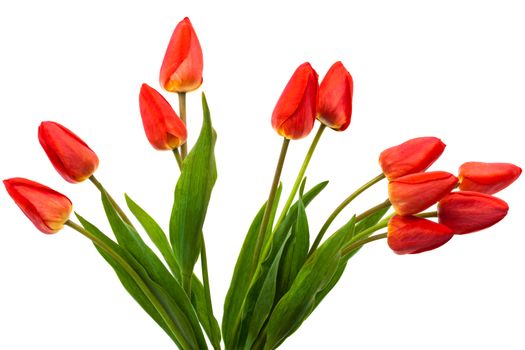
<box><xmin>160</xmin><ymin>17</ymin><xmax>203</xmax><ymax>93</ymax></box>
<box><xmin>139</xmin><ymin>84</ymin><xmax>188</xmax><ymax>150</ymax></box>
<box><xmin>389</xmin><ymin>171</ymin><xmax>458</xmax><ymax>216</ymax></box>
<box><xmin>317</xmin><ymin>61</ymin><xmax>353</xmax><ymax>131</ymax></box>
<box><xmin>38</xmin><ymin>121</ymin><xmax>99</xmax><ymax>183</ymax></box>
<box><xmin>459</xmin><ymin>162</ymin><xmax>522</xmax><ymax>195</ymax></box>
<box><xmin>379</xmin><ymin>137</ymin><xmax>446</xmax><ymax>180</ymax></box>
<box><xmin>4</xmin><ymin>178</ymin><xmax>72</xmax><ymax>234</ymax></box>
<box><xmin>438</xmin><ymin>191</ymin><xmax>509</xmax><ymax>234</ymax></box>
<box><xmin>387</xmin><ymin>215</ymin><xmax>454</xmax><ymax>254</ymax></box>
<box><xmin>271</xmin><ymin>62</ymin><xmax>319</xmax><ymax>140</ymax></box>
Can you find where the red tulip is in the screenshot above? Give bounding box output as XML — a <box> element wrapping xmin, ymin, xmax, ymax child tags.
<box><xmin>317</xmin><ymin>61</ymin><xmax>353</xmax><ymax>131</ymax></box>
<box><xmin>387</xmin><ymin>215</ymin><xmax>454</xmax><ymax>254</ymax></box>
<box><xmin>438</xmin><ymin>191</ymin><xmax>509</xmax><ymax>234</ymax></box>
<box><xmin>139</xmin><ymin>84</ymin><xmax>188</xmax><ymax>150</ymax></box>
<box><xmin>38</xmin><ymin>121</ymin><xmax>99</xmax><ymax>183</ymax></box>
<box><xmin>389</xmin><ymin>171</ymin><xmax>458</xmax><ymax>216</ymax></box>
<box><xmin>4</xmin><ymin>178</ymin><xmax>72</xmax><ymax>234</ymax></box>
<box><xmin>379</xmin><ymin>137</ymin><xmax>446</xmax><ymax>180</ymax></box>
<box><xmin>271</xmin><ymin>62</ymin><xmax>318</xmax><ymax>140</ymax></box>
<box><xmin>160</xmin><ymin>17</ymin><xmax>203</xmax><ymax>93</ymax></box>
<box><xmin>459</xmin><ymin>162</ymin><xmax>522</xmax><ymax>195</ymax></box>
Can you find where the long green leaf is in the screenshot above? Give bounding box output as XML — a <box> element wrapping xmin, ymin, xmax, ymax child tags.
<box><xmin>125</xmin><ymin>195</ymin><xmax>221</xmax><ymax>347</ymax></box>
<box><xmin>230</xmin><ymin>181</ymin><xmax>329</xmax><ymax>349</ymax></box>
<box><xmin>101</xmin><ymin>192</ymin><xmax>208</xmax><ymax>349</ymax></box>
<box><xmin>276</xmin><ymin>181</ymin><xmax>309</xmax><ymax>300</ymax></box>
<box><xmin>264</xmin><ymin>217</ymin><xmax>356</xmax><ymax>350</ymax></box>
<box><xmin>313</xmin><ymin>206</ymin><xmax>390</xmax><ymax>309</ymax></box>
<box><xmin>222</xmin><ymin>185</ymin><xmax>282</xmax><ymax>349</ymax></box>
<box><xmin>76</xmin><ymin>214</ymin><xmax>181</xmax><ymax>346</ymax></box>
<box><xmin>170</xmin><ymin>93</ymin><xmax>217</xmax><ymax>285</ymax></box>
<box><xmin>125</xmin><ymin>194</ymin><xmax>179</xmax><ymax>277</ymax></box>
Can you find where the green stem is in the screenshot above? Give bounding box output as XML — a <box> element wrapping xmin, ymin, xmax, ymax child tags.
<box><xmin>65</xmin><ymin>220</ymin><xmax>192</xmax><ymax>349</ymax></box>
<box><xmin>351</xmin><ymin>215</ymin><xmax>392</xmax><ymax>242</ymax></box>
<box><xmin>173</xmin><ymin>148</ymin><xmax>183</xmax><ymax>170</ymax></box>
<box><xmin>341</xmin><ymin>232</ymin><xmax>387</xmax><ymax>257</ymax></box>
<box><xmin>273</xmin><ymin>124</ymin><xmax>326</xmax><ymax>230</ymax></box>
<box><xmin>178</xmin><ymin>92</ymin><xmax>188</xmax><ymax>159</ymax></box>
<box><xmin>417</xmin><ymin>211</ymin><xmax>438</xmax><ymax>218</ymax></box>
<box><xmin>200</xmin><ymin>239</ymin><xmax>220</xmax><ymax>350</ymax></box>
<box><xmin>89</xmin><ymin>175</ymin><xmax>134</xmax><ymax>228</ymax></box>
<box><xmin>309</xmin><ymin>173</ymin><xmax>386</xmax><ymax>255</ymax></box>
<box><xmin>252</xmin><ymin>138</ymin><xmax>290</xmax><ymax>270</ymax></box>
<box><xmin>356</xmin><ymin>198</ymin><xmax>391</xmax><ymax>222</ymax></box>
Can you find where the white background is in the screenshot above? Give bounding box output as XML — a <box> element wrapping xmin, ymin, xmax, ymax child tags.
<box><xmin>1</xmin><ymin>1</ymin><xmax>524</xmax><ymax>349</ymax></box>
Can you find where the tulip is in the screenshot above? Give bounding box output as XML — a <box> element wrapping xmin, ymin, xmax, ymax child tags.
<box><xmin>271</xmin><ymin>62</ymin><xmax>318</xmax><ymax>140</ymax></box>
<box><xmin>387</xmin><ymin>215</ymin><xmax>454</xmax><ymax>254</ymax></box>
<box><xmin>379</xmin><ymin>137</ymin><xmax>446</xmax><ymax>180</ymax></box>
<box><xmin>317</xmin><ymin>61</ymin><xmax>353</xmax><ymax>131</ymax></box>
<box><xmin>139</xmin><ymin>84</ymin><xmax>188</xmax><ymax>150</ymax></box>
<box><xmin>389</xmin><ymin>171</ymin><xmax>458</xmax><ymax>216</ymax></box>
<box><xmin>458</xmin><ymin>162</ymin><xmax>522</xmax><ymax>195</ymax></box>
<box><xmin>3</xmin><ymin>178</ymin><xmax>72</xmax><ymax>234</ymax></box>
<box><xmin>438</xmin><ymin>191</ymin><xmax>509</xmax><ymax>234</ymax></box>
<box><xmin>38</xmin><ymin>121</ymin><xmax>99</xmax><ymax>183</ymax></box>
<box><xmin>160</xmin><ymin>17</ymin><xmax>203</xmax><ymax>93</ymax></box>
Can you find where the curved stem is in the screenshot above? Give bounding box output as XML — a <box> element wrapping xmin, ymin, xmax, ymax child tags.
<box><xmin>173</xmin><ymin>148</ymin><xmax>183</xmax><ymax>170</ymax></box>
<box><xmin>252</xmin><ymin>138</ymin><xmax>290</xmax><ymax>270</ymax></box>
<box><xmin>341</xmin><ymin>232</ymin><xmax>387</xmax><ymax>257</ymax></box>
<box><xmin>309</xmin><ymin>173</ymin><xmax>386</xmax><ymax>255</ymax></box>
<box><xmin>273</xmin><ymin>124</ymin><xmax>326</xmax><ymax>230</ymax></box>
<box><xmin>89</xmin><ymin>175</ymin><xmax>134</xmax><ymax>228</ymax></box>
<box><xmin>356</xmin><ymin>198</ymin><xmax>391</xmax><ymax>222</ymax></box>
<box><xmin>66</xmin><ymin>220</ymin><xmax>192</xmax><ymax>349</ymax></box>
<box><xmin>178</xmin><ymin>92</ymin><xmax>188</xmax><ymax>159</ymax></box>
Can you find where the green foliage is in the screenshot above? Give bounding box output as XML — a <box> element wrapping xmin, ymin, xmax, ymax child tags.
<box><xmin>170</xmin><ymin>93</ymin><xmax>217</xmax><ymax>286</ymax></box>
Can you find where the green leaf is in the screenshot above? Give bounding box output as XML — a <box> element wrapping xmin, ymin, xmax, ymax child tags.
<box><xmin>125</xmin><ymin>194</ymin><xmax>179</xmax><ymax>277</ymax></box>
<box><xmin>222</xmin><ymin>185</ymin><xmax>282</xmax><ymax>349</ymax></box>
<box><xmin>170</xmin><ymin>93</ymin><xmax>217</xmax><ymax>284</ymax></box>
<box><xmin>264</xmin><ymin>217</ymin><xmax>356</xmax><ymax>350</ymax></box>
<box><xmin>76</xmin><ymin>214</ymin><xmax>182</xmax><ymax>346</ymax></box>
<box><xmin>276</xmin><ymin>180</ymin><xmax>309</xmax><ymax>299</ymax></box>
<box><xmin>126</xmin><ymin>195</ymin><xmax>221</xmax><ymax>347</ymax></box>
<box><xmin>312</xmin><ymin>205</ymin><xmax>390</xmax><ymax>309</ymax></box>
<box><xmin>100</xmin><ymin>192</ymin><xmax>208</xmax><ymax>350</ymax></box>
<box><xmin>231</xmin><ymin>181</ymin><xmax>329</xmax><ymax>349</ymax></box>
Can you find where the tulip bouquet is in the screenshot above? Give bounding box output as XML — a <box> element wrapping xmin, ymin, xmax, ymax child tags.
<box><xmin>3</xmin><ymin>17</ymin><xmax>522</xmax><ymax>350</ymax></box>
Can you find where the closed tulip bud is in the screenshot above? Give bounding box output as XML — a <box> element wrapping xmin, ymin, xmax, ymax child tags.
<box><xmin>317</xmin><ymin>61</ymin><xmax>353</xmax><ymax>131</ymax></box>
<box><xmin>39</xmin><ymin>121</ymin><xmax>99</xmax><ymax>183</ymax></box>
<box><xmin>458</xmin><ymin>162</ymin><xmax>522</xmax><ymax>195</ymax></box>
<box><xmin>271</xmin><ymin>62</ymin><xmax>318</xmax><ymax>140</ymax></box>
<box><xmin>379</xmin><ymin>137</ymin><xmax>446</xmax><ymax>180</ymax></box>
<box><xmin>160</xmin><ymin>17</ymin><xmax>203</xmax><ymax>93</ymax></box>
<box><xmin>4</xmin><ymin>178</ymin><xmax>72</xmax><ymax>234</ymax></box>
<box><xmin>438</xmin><ymin>191</ymin><xmax>509</xmax><ymax>234</ymax></box>
<box><xmin>389</xmin><ymin>171</ymin><xmax>458</xmax><ymax>216</ymax></box>
<box><xmin>388</xmin><ymin>215</ymin><xmax>454</xmax><ymax>254</ymax></box>
<box><xmin>139</xmin><ymin>83</ymin><xmax>187</xmax><ymax>150</ymax></box>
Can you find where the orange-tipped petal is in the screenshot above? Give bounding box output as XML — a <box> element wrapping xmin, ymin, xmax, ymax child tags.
<box><xmin>4</xmin><ymin>178</ymin><xmax>72</xmax><ymax>234</ymax></box>
<box><xmin>317</xmin><ymin>61</ymin><xmax>353</xmax><ymax>131</ymax></box>
<box><xmin>38</xmin><ymin>122</ymin><xmax>99</xmax><ymax>183</ymax></box>
<box><xmin>271</xmin><ymin>62</ymin><xmax>318</xmax><ymax>140</ymax></box>
<box><xmin>379</xmin><ymin>137</ymin><xmax>446</xmax><ymax>180</ymax></box>
<box><xmin>459</xmin><ymin>162</ymin><xmax>522</xmax><ymax>194</ymax></box>
<box><xmin>160</xmin><ymin>17</ymin><xmax>203</xmax><ymax>93</ymax></box>
<box><xmin>387</xmin><ymin>215</ymin><xmax>453</xmax><ymax>254</ymax></box>
<box><xmin>139</xmin><ymin>83</ymin><xmax>187</xmax><ymax>150</ymax></box>
<box><xmin>389</xmin><ymin>171</ymin><xmax>458</xmax><ymax>216</ymax></box>
<box><xmin>438</xmin><ymin>191</ymin><xmax>509</xmax><ymax>234</ymax></box>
